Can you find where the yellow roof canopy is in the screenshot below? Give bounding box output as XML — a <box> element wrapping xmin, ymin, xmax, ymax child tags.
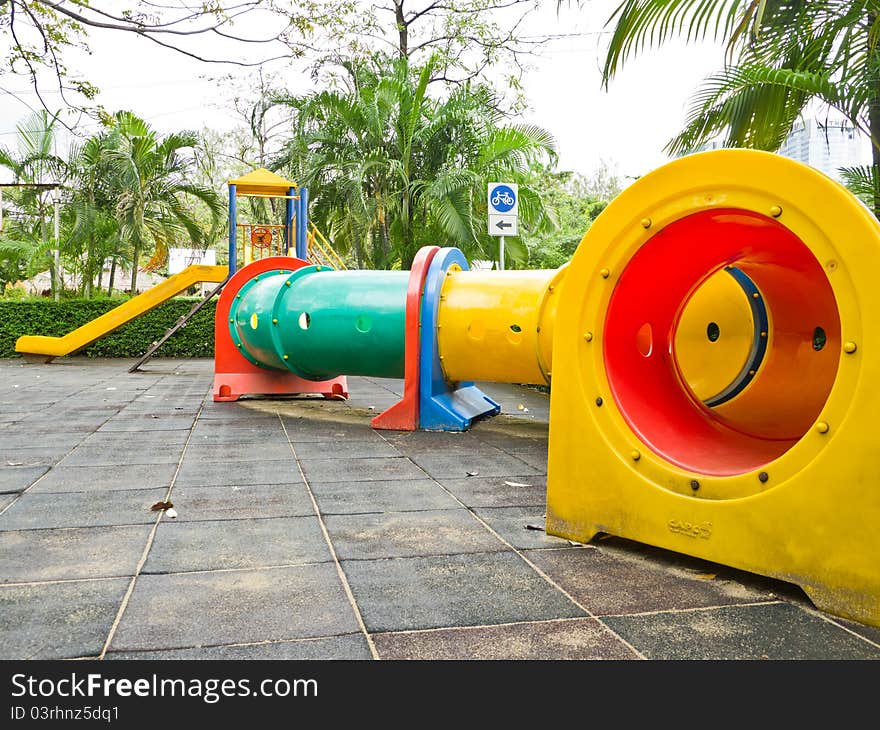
<box><xmin>227</xmin><ymin>168</ymin><xmax>297</xmax><ymax>196</ymax></box>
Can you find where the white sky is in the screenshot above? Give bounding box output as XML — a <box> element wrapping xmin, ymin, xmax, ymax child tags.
<box><xmin>0</xmin><ymin>1</ymin><xmax>731</xmax><ymax>182</ymax></box>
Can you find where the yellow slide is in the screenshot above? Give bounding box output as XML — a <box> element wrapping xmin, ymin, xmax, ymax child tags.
<box><xmin>15</xmin><ymin>265</ymin><xmax>228</xmax><ymax>360</ymax></box>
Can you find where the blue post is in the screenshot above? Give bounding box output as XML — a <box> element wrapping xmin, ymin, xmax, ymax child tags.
<box><xmin>295</xmin><ymin>186</ymin><xmax>309</xmax><ymax>260</ymax></box>
<box><xmin>285</xmin><ymin>186</ymin><xmax>295</xmax><ymax>255</ymax></box>
<box><xmin>228</xmin><ymin>184</ymin><xmax>237</xmax><ymax>274</ymax></box>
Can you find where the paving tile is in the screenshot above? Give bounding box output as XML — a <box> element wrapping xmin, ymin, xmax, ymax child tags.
<box><xmin>374</xmin><ymin>618</ymin><xmax>638</xmax><ymax>660</ymax></box>
<box><xmin>292</xmin><ymin>440</ymin><xmax>401</xmax><ymax>460</ymax></box>
<box><xmin>300</xmin><ymin>456</ymin><xmax>425</xmax><ymax>483</ymax></box>
<box><xmin>474</xmin><ymin>507</ymin><xmax>575</xmax><ymax>550</ymax></box>
<box><xmin>78</xmin><ymin>430</ymin><xmax>192</xmax><ymax>447</ymax></box>
<box><xmin>184</xmin><ymin>442</ymin><xmax>295</xmax><ymax>462</ymax></box>
<box><xmin>196</xmin><ymin>411</ymin><xmax>280</xmax><ymax>424</ymax></box>
<box><xmin>143</xmin><ymin>516</ymin><xmax>331</xmax><ymax>573</ymax></box>
<box><xmin>603</xmin><ymin>602</ymin><xmax>880</xmax><ymax>660</ymax></box>
<box><xmin>0</xmin><ymin>525</ymin><xmax>152</xmax><ymax>582</ymax></box>
<box><xmin>438</xmin><ymin>475</ymin><xmax>546</xmax><ymax>508</ymax></box>
<box><xmin>309</xmin><ymin>478</ymin><xmax>459</xmax><ymax>515</ymax></box>
<box><xmin>29</xmin><ymin>463</ymin><xmax>178</xmax><ymax>493</ymax></box>
<box><xmin>503</xmin><ymin>450</ymin><xmax>547</xmax><ymax>471</ymax></box>
<box><xmin>107</xmin><ymin>634</ymin><xmax>373</xmax><ymax>660</ymax></box>
<box><xmin>188</xmin><ymin>427</ymin><xmax>283</xmax><ymax>444</ymax></box>
<box><xmin>0</xmin><ymin>578</ymin><xmax>129</xmax><ymax>659</ymax></box>
<box><xmin>59</xmin><ymin>443</ymin><xmax>185</xmax><ymax>467</ymax></box>
<box><xmin>0</xmin><ymin>432</ymin><xmax>85</xmax><ymax>450</ymax></box>
<box><xmin>838</xmin><ymin>618</ymin><xmax>880</xmax><ymax>646</ymax></box>
<box><xmin>342</xmin><ymin>551</ymin><xmax>586</xmax><ymax>632</ymax></box>
<box><xmin>408</xmin><ymin>450</ymin><xmax>541</xmax><ymax>479</ymax></box>
<box><xmin>167</xmin><ymin>483</ymin><xmax>315</xmax><ymax>521</ymax></box>
<box><xmin>0</xmin><ymin>466</ymin><xmax>49</xmax><ymax>494</ymax></box>
<box><xmin>176</xmin><ymin>458</ymin><xmax>303</xmax><ymax>487</ymax></box>
<box><xmin>18</xmin><ymin>413</ymin><xmax>117</xmax><ymax>431</ymax></box>
<box><xmin>110</xmin><ymin>564</ymin><xmax>360</xmax><ymax>650</ymax></box>
<box><xmin>524</xmin><ymin>545</ymin><xmax>779</xmax><ymax>616</ymax></box>
<box><xmin>0</xmin><ymin>488</ymin><xmax>166</xmax><ymax>530</ymax></box>
<box><xmin>281</xmin><ymin>418</ymin><xmax>389</xmax><ymax>443</ymax></box>
<box><xmin>382</xmin><ymin>430</ymin><xmax>485</xmax><ymax>450</ymax></box>
<box><xmin>97</xmin><ymin>414</ymin><xmax>196</xmax><ymax>432</ymax></box>
<box><xmin>325</xmin><ymin>509</ymin><xmax>505</xmax><ymax>560</ymax></box>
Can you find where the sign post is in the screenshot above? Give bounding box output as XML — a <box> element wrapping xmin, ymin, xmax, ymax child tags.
<box><xmin>487</xmin><ymin>183</ymin><xmax>518</xmax><ymax>271</ymax></box>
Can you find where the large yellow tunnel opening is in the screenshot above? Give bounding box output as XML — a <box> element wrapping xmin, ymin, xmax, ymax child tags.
<box><xmin>603</xmin><ymin>208</ymin><xmax>841</xmax><ymax>477</ymax></box>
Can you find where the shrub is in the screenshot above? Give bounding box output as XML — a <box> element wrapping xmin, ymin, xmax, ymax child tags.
<box><xmin>0</xmin><ymin>297</ymin><xmax>217</xmax><ymax>359</ymax></box>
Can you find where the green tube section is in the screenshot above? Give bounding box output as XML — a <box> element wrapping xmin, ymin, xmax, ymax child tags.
<box><xmin>229</xmin><ymin>266</ymin><xmax>408</xmax><ymax>381</ymax></box>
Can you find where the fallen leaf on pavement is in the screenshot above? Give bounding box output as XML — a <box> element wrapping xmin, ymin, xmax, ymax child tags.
<box><xmin>150</xmin><ymin>501</ymin><xmax>174</xmax><ymax>511</ymax></box>
<box><xmin>504</xmin><ymin>480</ymin><xmax>532</xmax><ymax>487</ymax></box>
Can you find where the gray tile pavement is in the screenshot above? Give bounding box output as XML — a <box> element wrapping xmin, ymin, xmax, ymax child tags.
<box><xmin>0</xmin><ymin>358</ymin><xmax>877</xmax><ymax>662</ymax></box>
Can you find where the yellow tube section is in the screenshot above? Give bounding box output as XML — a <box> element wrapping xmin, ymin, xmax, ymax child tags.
<box><xmin>437</xmin><ymin>266</ymin><xmax>566</xmax><ymax>385</ymax></box>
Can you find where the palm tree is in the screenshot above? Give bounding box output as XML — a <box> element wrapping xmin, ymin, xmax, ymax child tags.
<box><xmin>601</xmin><ymin>1</ymin><xmax>880</xmax><ymax>214</ymax></box>
<box><xmin>66</xmin><ymin>133</ymin><xmax>121</xmax><ymax>298</ymax></box>
<box><xmin>0</xmin><ymin>110</ymin><xmax>68</xmax><ymax>295</ymax></box>
<box><xmin>276</xmin><ymin>54</ymin><xmax>556</xmax><ymax>269</ymax></box>
<box><xmin>103</xmin><ymin>112</ymin><xmax>225</xmax><ymax>294</ymax></box>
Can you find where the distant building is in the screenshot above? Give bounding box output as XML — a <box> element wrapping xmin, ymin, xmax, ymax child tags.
<box><xmin>777</xmin><ymin>118</ymin><xmax>872</xmax><ymax>182</ymax></box>
<box><xmin>689</xmin><ymin>113</ymin><xmax>872</xmax><ymax>182</ymax></box>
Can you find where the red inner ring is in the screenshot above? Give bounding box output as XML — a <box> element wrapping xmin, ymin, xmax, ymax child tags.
<box><xmin>603</xmin><ymin>209</ymin><xmax>840</xmax><ymax>477</ymax></box>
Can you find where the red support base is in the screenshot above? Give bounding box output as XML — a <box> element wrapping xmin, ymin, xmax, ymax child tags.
<box><xmin>371</xmin><ymin>245</ymin><xmax>440</xmax><ymax>431</ymax></box>
<box><xmin>213</xmin><ymin>255</ymin><xmax>349</xmax><ymax>402</ymax></box>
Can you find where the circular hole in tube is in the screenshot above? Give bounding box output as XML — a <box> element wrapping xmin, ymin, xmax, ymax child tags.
<box><xmin>636</xmin><ymin>322</ymin><xmax>653</xmax><ymax>357</ymax></box>
<box><xmin>298</xmin><ymin>312</ymin><xmax>311</xmax><ymax>330</ymax></box>
<box><xmin>356</xmin><ymin>314</ymin><xmax>372</xmax><ymax>333</ymax></box>
<box><xmin>510</xmin><ymin>324</ymin><xmax>522</xmax><ymax>333</ymax></box>
<box><xmin>813</xmin><ymin>326</ymin><xmax>826</xmax><ymax>351</ymax></box>
<box><xmin>706</xmin><ymin>322</ymin><xmax>720</xmax><ymax>342</ymax></box>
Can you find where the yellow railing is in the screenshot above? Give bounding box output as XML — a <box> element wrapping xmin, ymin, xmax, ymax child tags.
<box><xmin>307</xmin><ymin>222</ymin><xmax>348</xmax><ymax>270</ymax></box>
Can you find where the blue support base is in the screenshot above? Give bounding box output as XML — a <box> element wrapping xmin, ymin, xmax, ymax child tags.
<box><xmin>418</xmin><ymin>247</ymin><xmax>501</xmax><ymax>431</ymax></box>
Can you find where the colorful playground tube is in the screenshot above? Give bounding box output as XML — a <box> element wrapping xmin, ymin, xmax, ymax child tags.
<box><xmin>213</xmin><ymin>149</ymin><xmax>879</xmax><ymax>628</ymax></box>
<box><xmin>213</xmin><ymin>248</ymin><xmax>564</xmax><ymax>430</ymax></box>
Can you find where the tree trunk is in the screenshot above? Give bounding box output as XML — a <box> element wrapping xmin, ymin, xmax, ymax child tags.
<box><xmin>869</xmin><ymin>13</ymin><xmax>880</xmax><ymax>219</ymax></box>
<box><xmin>107</xmin><ymin>246</ymin><xmax>117</xmax><ymax>295</ymax></box>
<box><xmin>130</xmin><ymin>241</ymin><xmax>140</xmax><ymax>295</ymax></box>
<box><xmin>870</xmin><ymin>100</ymin><xmax>880</xmax><ymax>219</ymax></box>
<box><xmin>84</xmin><ymin>234</ymin><xmax>94</xmax><ymax>298</ymax></box>
<box><xmin>395</xmin><ymin>1</ymin><xmax>408</xmax><ymax>58</ymax></box>
<box><xmin>352</xmin><ymin>222</ymin><xmax>364</xmax><ymax>269</ymax></box>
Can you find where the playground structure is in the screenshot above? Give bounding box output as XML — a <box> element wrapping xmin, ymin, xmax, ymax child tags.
<box><xmin>14</xmin><ymin>168</ymin><xmax>346</xmax><ymax>362</ymax></box>
<box><xmin>214</xmin><ymin>149</ymin><xmax>880</xmax><ymax>628</ymax></box>
<box><xmin>227</xmin><ymin>168</ymin><xmax>347</xmax><ymax>273</ymax></box>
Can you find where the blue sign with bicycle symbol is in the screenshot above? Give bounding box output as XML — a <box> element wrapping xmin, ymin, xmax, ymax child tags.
<box><xmin>488</xmin><ymin>183</ymin><xmax>518</xmax><ymax>214</ymax></box>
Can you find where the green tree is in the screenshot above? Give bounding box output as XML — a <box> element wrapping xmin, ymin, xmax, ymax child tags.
<box><xmin>65</xmin><ymin>132</ymin><xmax>122</xmax><ymax>297</ymax></box>
<box><xmin>524</xmin><ymin>163</ymin><xmax>620</xmax><ymax>269</ymax></box>
<box><xmin>600</xmin><ymin>1</ymin><xmax>880</xmax><ymax>215</ymax></box>
<box><xmin>102</xmin><ymin>111</ymin><xmax>225</xmax><ymax>294</ymax></box>
<box><xmin>277</xmin><ymin>54</ymin><xmax>556</xmax><ymax>269</ymax></box>
<box><xmin>0</xmin><ymin>110</ymin><xmax>67</xmax><ymax>295</ymax></box>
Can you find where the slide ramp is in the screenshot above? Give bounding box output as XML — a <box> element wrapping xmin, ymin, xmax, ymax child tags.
<box><xmin>15</xmin><ymin>265</ymin><xmax>228</xmax><ymax>360</ymax></box>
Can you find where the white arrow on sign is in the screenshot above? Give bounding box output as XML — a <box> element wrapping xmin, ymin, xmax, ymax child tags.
<box><xmin>489</xmin><ymin>214</ymin><xmax>518</xmax><ymax>237</ymax></box>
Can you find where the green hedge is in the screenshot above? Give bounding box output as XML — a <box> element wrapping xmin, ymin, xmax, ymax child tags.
<box><xmin>0</xmin><ymin>298</ymin><xmax>217</xmax><ymax>359</ymax></box>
